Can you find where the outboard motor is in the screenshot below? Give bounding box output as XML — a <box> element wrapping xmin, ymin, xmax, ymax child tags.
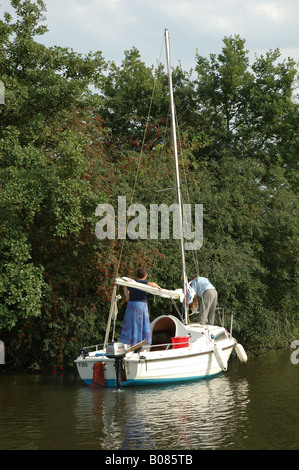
<box><xmin>105</xmin><ymin>342</ymin><xmax>126</xmax><ymax>391</ymax></box>
<box><xmin>80</xmin><ymin>348</ymin><xmax>89</xmax><ymax>359</ymax></box>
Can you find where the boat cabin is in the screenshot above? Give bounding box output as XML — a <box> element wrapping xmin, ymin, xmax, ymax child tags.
<box><xmin>150</xmin><ymin>315</ymin><xmax>189</xmax><ymax>350</ymax></box>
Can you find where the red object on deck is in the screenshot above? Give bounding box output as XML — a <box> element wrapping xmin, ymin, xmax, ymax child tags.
<box><xmin>171</xmin><ymin>337</ymin><xmax>189</xmax><ymax>349</ymax></box>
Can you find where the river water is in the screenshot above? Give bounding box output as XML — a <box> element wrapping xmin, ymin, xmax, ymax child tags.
<box><xmin>0</xmin><ymin>350</ymin><xmax>298</xmax><ymax>451</ymax></box>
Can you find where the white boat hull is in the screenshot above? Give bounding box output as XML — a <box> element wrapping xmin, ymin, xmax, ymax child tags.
<box><xmin>75</xmin><ymin>316</ymin><xmax>238</xmax><ymax>388</ymax></box>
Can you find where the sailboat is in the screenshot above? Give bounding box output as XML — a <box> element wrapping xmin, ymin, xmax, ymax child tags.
<box><xmin>75</xmin><ymin>30</ymin><xmax>247</xmax><ymax>389</ymax></box>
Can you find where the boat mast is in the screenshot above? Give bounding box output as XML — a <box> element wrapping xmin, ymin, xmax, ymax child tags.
<box><xmin>164</xmin><ymin>29</ymin><xmax>188</xmax><ymax>323</ymax></box>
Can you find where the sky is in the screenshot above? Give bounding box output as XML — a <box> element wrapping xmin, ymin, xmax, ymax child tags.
<box><xmin>1</xmin><ymin>0</ymin><xmax>299</xmax><ymax>71</ymax></box>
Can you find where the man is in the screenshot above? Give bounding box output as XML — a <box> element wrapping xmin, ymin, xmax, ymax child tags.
<box><xmin>189</xmin><ymin>276</ymin><xmax>218</xmax><ymax>325</ymax></box>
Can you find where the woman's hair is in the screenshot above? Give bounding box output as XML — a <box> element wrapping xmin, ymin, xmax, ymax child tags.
<box><xmin>137</xmin><ymin>267</ymin><xmax>147</xmax><ymax>278</ymax></box>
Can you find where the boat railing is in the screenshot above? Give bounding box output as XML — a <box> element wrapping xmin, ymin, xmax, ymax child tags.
<box><xmin>216</xmin><ymin>307</ymin><xmax>225</xmax><ymax>327</ymax></box>
<box><xmin>80</xmin><ymin>342</ymin><xmax>175</xmax><ymax>353</ymax></box>
<box><xmin>146</xmin><ymin>342</ymin><xmax>172</xmax><ymax>351</ymax></box>
<box><xmin>81</xmin><ymin>338</ymin><xmax>192</xmax><ymax>354</ymax></box>
<box><xmin>147</xmin><ymin>340</ymin><xmax>190</xmax><ymax>351</ymax></box>
<box><xmin>82</xmin><ymin>343</ymin><xmax>104</xmax><ymax>352</ymax></box>
<box><xmin>189</xmin><ymin>306</ymin><xmax>228</xmax><ymax>329</ymax></box>
<box><xmin>216</xmin><ymin>307</ymin><xmax>234</xmax><ymax>335</ymax></box>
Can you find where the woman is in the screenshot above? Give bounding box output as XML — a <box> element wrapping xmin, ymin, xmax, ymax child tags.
<box><xmin>119</xmin><ymin>267</ymin><xmax>161</xmax><ymax>347</ymax></box>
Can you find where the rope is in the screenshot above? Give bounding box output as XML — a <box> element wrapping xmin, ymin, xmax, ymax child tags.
<box><xmin>109</xmin><ymin>32</ymin><xmax>202</xmax><ymax>336</ymax></box>
<box><xmin>115</xmin><ymin>36</ymin><xmax>165</xmax><ymax>279</ymax></box>
<box><xmin>111</xmin><ymin>294</ymin><xmax>122</xmax><ymax>341</ymax></box>
<box><xmin>175</xmin><ymin>117</ymin><xmax>200</xmax><ymax>279</ymax></box>
<box><xmin>107</xmin><ymin>37</ymin><xmax>166</xmax><ymax>344</ymax></box>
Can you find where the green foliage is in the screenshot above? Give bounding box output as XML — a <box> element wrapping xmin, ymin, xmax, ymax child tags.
<box><xmin>0</xmin><ymin>1</ymin><xmax>298</xmax><ymax>369</ymax></box>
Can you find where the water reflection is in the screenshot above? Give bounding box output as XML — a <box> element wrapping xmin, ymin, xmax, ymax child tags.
<box><xmin>0</xmin><ymin>372</ymin><xmax>80</xmax><ymax>450</ymax></box>
<box><xmin>74</xmin><ymin>372</ymin><xmax>250</xmax><ymax>450</ymax></box>
<box><xmin>1</xmin><ymin>351</ymin><xmax>298</xmax><ymax>450</ymax></box>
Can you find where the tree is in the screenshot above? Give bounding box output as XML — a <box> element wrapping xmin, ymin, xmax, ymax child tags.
<box><xmin>195</xmin><ymin>36</ymin><xmax>298</xmax><ymax>175</ymax></box>
<box><xmin>98</xmin><ymin>46</ymin><xmax>199</xmax><ymax>152</ymax></box>
<box><xmin>0</xmin><ymin>0</ymin><xmax>107</xmax><ymax>367</ymax></box>
<box><xmin>193</xmin><ymin>35</ymin><xmax>298</xmax><ymax>345</ymax></box>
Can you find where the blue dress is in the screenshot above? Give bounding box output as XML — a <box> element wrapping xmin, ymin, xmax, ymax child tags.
<box><xmin>119</xmin><ymin>280</ymin><xmax>152</xmax><ymax>345</ymax></box>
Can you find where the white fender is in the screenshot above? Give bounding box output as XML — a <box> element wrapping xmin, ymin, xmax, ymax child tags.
<box><xmin>235</xmin><ymin>343</ymin><xmax>247</xmax><ymax>363</ymax></box>
<box><xmin>213</xmin><ymin>344</ymin><xmax>228</xmax><ymax>371</ymax></box>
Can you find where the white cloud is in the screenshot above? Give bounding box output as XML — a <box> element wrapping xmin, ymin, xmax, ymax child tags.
<box><xmin>248</xmin><ymin>2</ymin><xmax>288</xmax><ymax>22</ymax></box>
<box><xmin>0</xmin><ymin>0</ymin><xmax>298</xmax><ymax>69</ymax></box>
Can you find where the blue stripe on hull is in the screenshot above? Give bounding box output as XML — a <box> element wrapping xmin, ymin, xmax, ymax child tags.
<box><xmin>83</xmin><ymin>379</ymin><xmax>93</xmax><ymax>385</ymax></box>
<box><xmin>83</xmin><ymin>372</ymin><xmax>222</xmax><ymax>388</ymax></box>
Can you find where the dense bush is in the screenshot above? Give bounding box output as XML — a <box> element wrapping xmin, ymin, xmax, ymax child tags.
<box><xmin>0</xmin><ymin>0</ymin><xmax>298</xmax><ymax>369</ymax></box>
